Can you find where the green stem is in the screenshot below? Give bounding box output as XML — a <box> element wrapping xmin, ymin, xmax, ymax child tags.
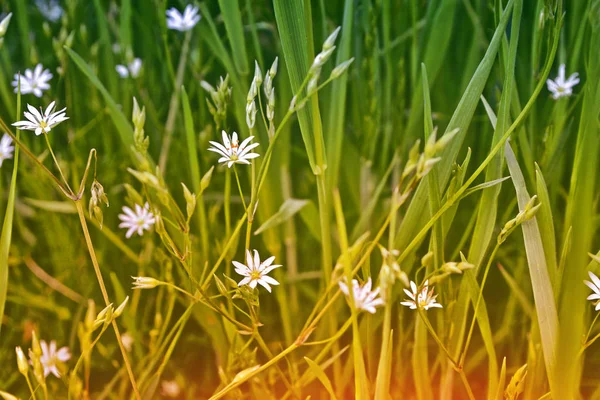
<box><xmin>43</xmin><ymin>132</ymin><xmax>74</xmax><ymax>194</ymax></box>
<box><xmin>233</xmin><ymin>166</ymin><xmax>248</xmax><ymax>210</ymax></box>
<box><xmin>74</xmin><ymin>201</ymin><xmax>141</xmax><ymax>400</ymax></box>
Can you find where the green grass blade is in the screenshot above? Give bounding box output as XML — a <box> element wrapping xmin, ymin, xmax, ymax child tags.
<box><xmin>0</xmin><ymin>97</ymin><xmax>20</xmax><ymax>336</ymax></box>
<box><xmin>505</xmin><ymin>142</ymin><xmax>559</xmax><ymax>397</ymax></box>
<box><xmin>254</xmin><ymin>199</ymin><xmax>309</xmax><ymax>235</ymax></box>
<box><xmin>65</xmin><ymin>47</ymin><xmax>135</xmax><ymax>156</ymax></box>
<box><xmin>304</xmin><ymin>357</ymin><xmax>338</xmax><ymax>400</ymax></box>
<box><xmin>534</xmin><ymin>164</ymin><xmax>558</xmax><ymax>292</ymax></box>
<box><xmin>218</xmin><ymin>0</ymin><xmax>249</xmax><ymax>75</ymax></box>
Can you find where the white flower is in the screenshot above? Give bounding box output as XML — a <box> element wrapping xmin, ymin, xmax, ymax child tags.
<box><xmin>546</xmin><ymin>64</ymin><xmax>580</xmax><ymax>100</ymax></box>
<box><xmin>118</xmin><ymin>203</ymin><xmax>156</xmax><ymax>238</ymax></box>
<box><xmin>338</xmin><ymin>277</ymin><xmax>385</xmax><ymax>314</ymax></box>
<box><xmin>233</xmin><ymin>249</ymin><xmax>281</xmax><ymax>292</ymax></box>
<box><xmin>161</xmin><ymin>380</ymin><xmax>181</xmax><ymax>398</ymax></box>
<box><xmin>401</xmin><ymin>280</ymin><xmax>443</xmax><ymax>311</ymax></box>
<box><xmin>0</xmin><ymin>134</ymin><xmax>14</xmax><ymax>168</ymax></box>
<box><xmin>12</xmin><ymin>64</ymin><xmax>53</xmax><ymax>98</ymax></box>
<box><xmin>585</xmin><ymin>271</ymin><xmax>600</xmax><ymax>311</ymax></box>
<box><xmin>12</xmin><ymin>101</ymin><xmax>69</xmax><ymax>136</ymax></box>
<box><xmin>35</xmin><ymin>0</ymin><xmax>63</xmax><ymax>22</ymax></box>
<box><xmin>38</xmin><ymin>340</ymin><xmax>70</xmax><ymax>378</ymax></box>
<box><xmin>116</xmin><ymin>58</ymin><xmax>142</xmax><ymax>79</ymax></box>
<box><xmin>166</xmin><ymin>5</ymin><xmax>200</xmax><ymax>31</ymax></box>
<box><xmin>208</xmin><ymin>131</ymin><xmax>260</xmax><ymax>168</ymax></box>
<box><xmin>121</xmin><ymin>332</ymin><xmax>134</xmax><ymax>352</ymax></box>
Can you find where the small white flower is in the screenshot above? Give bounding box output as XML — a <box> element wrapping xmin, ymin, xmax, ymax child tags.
<box><xmin>121</xmin><ymin>332</ymin><xmax>134</xmax><ymax>352</ymax></box>
<box><xmin>116</xmin><ymin>58</ymin><xmax>142</xmax><ymax>79</ymax></box>
<box><xmin>585</xmin><ymin>271</ymin><xmax>600</xmax><ymax>311</ymax></box>
<box><xmin>233</xmin><ymin>249</ymin><xmax>281</xmax><ymax>292</ymax></box>
<box><xmin>166</xmin><ymin>5</ymin><xmax>200</xmax><ymax>32</ymax></box>
<box><xmin>161</xmin><ymin>380</ymin><xmax>181</xmax><ymax>398</ymax></box>
<box><xmin>12</xmin><ymin>101</ymin><xmax>68</xmax><ymax>136</ymax></box>
<box><xmin>208</xmin><ymin>130</ymin><xmax>260</xmax><ymax>168</ymax></box>
<box><xmin>546</xmin><ymin>64</ymin><xmax>580</xmax><ymax>100</ymax></box>
<box><xmin>401</xmin><ymin>280</ymin><xmax>443</xmax><ymax>311</ymax></box>
<box><xmin>35</xmin><ymin>0</ymin><xmax>63</xmax><ymax>22</ymax></box>
<box><xmin>0</xmin><ymin>134</ymin><xmax>14</xmax><ymax>168</ymax></box>
<box><xmin>38</xmin><ymin>340</ymin><xmax>70</xmax><ymax>378</ymax></box>
<box><xmin>338</xmin><ymin>277</ymin><xmax>385</xmax><ymax>314</ymax></box>
<box><xmin>118</xmin><ymin>203</ymin><xmax>156</xmax><ymax>238</ymax></box>
<box><xmin>12</xmin><ymin>64</ymin><xmax>53</xmax><ymax>98</ymax></box>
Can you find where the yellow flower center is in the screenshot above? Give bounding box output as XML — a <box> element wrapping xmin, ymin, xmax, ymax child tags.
<box><xmin>250</xmin><ymin>270</ymin><xmax>261</xmax><ymax>281</ymax></box>
<box><xmin>39</xmin><ymin>120</ymin><xmax>48</xmax><ymax>130</ymax></box>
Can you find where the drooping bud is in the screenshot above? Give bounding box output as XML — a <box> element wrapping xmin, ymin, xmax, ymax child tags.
<box><xmin>132</xmin><ymin>276</ymin><xmax>161</xmax><ymax>290</ymax></box>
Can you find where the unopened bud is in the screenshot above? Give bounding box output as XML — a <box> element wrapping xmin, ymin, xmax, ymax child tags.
<box><xmin>505</xmin><ymin>364</ymin><xmax>528</xmax><ymax>400</ymax></box>
<box><xmin>323</xmin><ymin>26</ymin><xmax>341</xmax><ymax>50</ymax></box>
<box><xmin>0</xmin><ymin>391</ymin><xmax>19</xmax><ymax>400</ymax></box>
<box><xmin>181</xmin><ymin>182</ymin><xmax>196</xmax><ymax>219</ymax></box>
<box><xmin>331</xmin><ymin>57</ymin><xmax>354</xmax><ymax>79</ymax></box>
<box><xmin>114</xmin><ymin>296</ymin><xmax>129</xmax><ymax>318</ymax></box>
<box><xmin>246</xmin><ymin>100</ymin><xmax>257</xmax><ymax>129</ymax></box>
<box><xmin>0</xmin><ymin>13</ymin><xmax>12</xmax><ymax>37</ymax></box>
<box><xmin>200</xmin><ymin>166</ymin><xmax>214</xmax><ymax>193</ymax></box>
<box><xmin>31</xmin><ymin>331</ymin><xmax>42</xmax><ymax>357</ymax></box>
<box><xmin>15</xmin><ymin>346</ymin><xmax>29</xmax><ymax>375</ymax></box>
<box><xmin>311</xmin><ymin>47</ymin><xmax>335</xmax><ymax>71</ymax></box>
<box><xmin>289</xmin><ymin>95</ymin><xmax>298</xmax><ymax>111</ymax></box>
<box><xmin>132</xmin><ymin>276</ymin><xmax>161</xmax><ymax>289</ymax></box>
<box><xmin>307</xmin><ymin>75</ymin><xmax>319</xmax><ymax>96</ymax></box>
<box><xmin>253</xmin><ymin>61</ymin><xmax>263</xmax><ymax>87</ymax></box>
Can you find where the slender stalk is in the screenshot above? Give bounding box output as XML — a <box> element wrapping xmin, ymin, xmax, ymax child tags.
<box><xmin>43</xmin><ymin>133</ymin><xmax>73</xmax><ymax>194</ymax></box>
<box><xmin>159</xmin><ymin>30</ymin><xmax>192</xmax><ymax>171</ymax></box>
<box><xmin>232</xmin><ymin>166</ymin><xmax>247</xmax><ymax>210</ymax></box>
<box><xmin>25</xmin><ymin>374</ymin><xmax>37</xmax><ymax>400</ymax></box>
<box><xmin>74</xmin><ymin>201</ymin><xmax>141</xmax><ymax>399</ymax></box>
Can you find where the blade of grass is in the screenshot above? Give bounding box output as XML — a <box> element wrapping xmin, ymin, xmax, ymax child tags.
<box><xmin>505</xmin><ymin>142</ymin><xmax>559</xmax><ymax>397</ymax></box>
<box><xmin>218</xmin><ymin>0</ymin><xmax>249</xmax><ymax>75</ymax></box>
<box><xmin>0</xmin><ymin>89</ymin><xmax>20</xmax><ymax>336</ymax></box>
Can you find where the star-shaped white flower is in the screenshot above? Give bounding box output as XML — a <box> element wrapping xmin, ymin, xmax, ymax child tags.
<box><xmin>35</xmin><ymin>0</ymin><xmax>63</xmax><ymax>22</ymax></box>
<box><xmin>338</xmin><ymin>277</ymin><xmax>385</xmax><ymax>314</ymax></box>
<box><xmin>12</xmin><ymin>64</ymin><xmax>53</xmax><ymax>98</ymax></box>
<box><xmin>166</xmin><ymin>5</ymin><xmax>200</xmax><ymax>31</ymax></box>
<box><xmin>0</xmin><ymin>133</ymin><xmax>14</xmax><ymax>168</ymax></box>
<box><xmin>233</xmin><ymin>249</ymin><xmax>281</xmax><ymax>292</ymax></box>
<box><xmin>12</xmin><ymin>101</ymin><xmax>69</xmax><ymax>136</ymax></box>
<box><xmin>118</xmin><ymin>203</ymin><xmax>156</xmax><ymax>238</ymax></box>
<box><xmin>546</xmin><ymin>64</ymin><xmax>580</xmax><ymax>100</ymax></box>
<box><xmin>585</xmin><ymin>271</ymin><xmax>600</xmax><ymax>311</ymax></box>
<box><xmin>116</xmin><ymin>58</ymin><xmax>142</xmax><ymax>78</ymax></box>
<box><xmin>401</xmin><ymin>280</ymin><xmax>443</xmax><ymax>311</ymax></box>
<box><xmin>208</xmin><ymin>131</ymin><xmax>260</xmax><ymax>168</ymax></box>
<box><xmin>38</xmin><ymin>340</ymin><xmax>70</xmax><ymax>378</ymax></box>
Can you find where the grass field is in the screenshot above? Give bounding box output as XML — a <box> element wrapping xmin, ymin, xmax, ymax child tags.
<box><xmin>0</xmin><ymin>0</ymin><xmax>599</xmax><ymax>399</ymax></box>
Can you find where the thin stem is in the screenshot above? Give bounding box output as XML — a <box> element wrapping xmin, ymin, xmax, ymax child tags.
<box><xmin>159</xmin><ymin>30</ymin><xmax>192</xmax><ymax>171</ymax></box>
<box><xmin>232</xmin><ymin>166</ymin><xmax>248</xmax><ymax>210</ymax></box>
<box><xmin>74</xmin><ymin>201</ymin><xmax>141</xmax><ymax>400</ymax></box>
<box><xmin>43</xmin><ymin>133</ymin><xmax>74</xmax><ymax>194</ymax></box>
<box><xmin>25</xmin><ymin>374</ymin><xmax>37</xmax><ymax>400</ymax></box>
<box><xmin>458</xmin><ymin>368</ymin><xmax>477</xmax><ymax>400</ymax></box>
<box><xmin>417</xmin><ymin>309</ymin><xmax>457</xmax><ymax>366</ymax></box>
<box><xmin>584</xmin><ymin>312</ymin><xmax>600</xmax><ymax>344</ymax></box>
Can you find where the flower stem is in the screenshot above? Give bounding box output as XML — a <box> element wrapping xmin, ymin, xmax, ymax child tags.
<box><xmin>74</xmin><ymin>200</ymin><xmax>141</xmax><ymax>399</ymax></box>
<box><xmin>232</xmin><ymin>166</ymin><xmax>247</xmax><ymax>210</ymax></box>
<box><xmin>43</xmin><ymin>132</ymin><xmax>74</xmax><ymax>194</ymax></box>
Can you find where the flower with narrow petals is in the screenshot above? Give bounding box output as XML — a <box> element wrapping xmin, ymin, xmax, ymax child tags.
<box><xmin>12</xmin><ymin>101</ymin><xmax>68</xmax><ymax>135</ymax></box>
<box><xmin>166</xmin><ymin>5</ymin><xmax>200</xmax><ymax>31</ymax></box>
<box><xmin>585</xmin><ymin>271</ymin><xmax>600</xmax><ymax>311</ymax></box>
<box><xmin>401</xmin><ymin>280</ymin><xmax>443</xmax><ymax>311</ymax></box>
<box><xmin>132</xmin><ymin>276</ymin><xmax>161</xmax><ymax>290</ymax></box>
<box><xmin>0</xmin><ymin>134</ymin><xmax>14</xmax><ymax>168</ymax></box>
<box><xmin>338</xmin><ymin>277</ymin><xmax>385</xmax><ymax>314</ymax></box>
<box><xmin>12</xmin><ymin>64</ymin><xmax>53</xmax><ymax>97</ymax></box>
<box><xmin>161</xmin><ymin>380</ymin><xmax>181</xmax><ymax>398</ymax></box>
<box><xmin>233</xmin><ymin>249</ymin><xmax>281</xmax><ymax>292</ymax></box>
<box><xmin>118</xmin><ymin>203</ymin><xmax>156</xmax><ymax>238</ymax></box>
<box><xmin>546</xmin><ymin>64</ymin><xmax>580</xmax><ymax>100</ymax></box>
<box><xmin>35</xmin><ymin>0</ymin><xmax>63</xmax><ymax>22</ymax></box>
<box><xmin>38</xmin><ymin>340</ymin><xmax>70</xmax><ymax>378</ymax></box>
<box><xmin>116</xmin><ymin>58</ymin><xmax>142</xmax><ymax>78</ymax></box>
<box><xmin>208</xmin><ymin>131</ymin><xmax>260</xmax><ymax>168</ymax></box>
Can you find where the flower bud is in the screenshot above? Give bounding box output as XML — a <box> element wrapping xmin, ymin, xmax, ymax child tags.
<box><xmin>311</xmin><ymin>47</ymin><xmax>335</xmax><ymax>71</ymax></box>
<box><xmin>200</xmin><ymin>166</ymin><xmax>214</xmax><ymax>193</ymax></box>
<box><xmin>246</xmin><ymin>100</ymin><xmax>257</xmax><ymax>129</ymax></box>
<box><xmin>331</xmin><ymin>58</ymin><xmax>354</xmax><ymax>79</ymax></box>
<box><xmin>181</xmin><ymin>182</ymin><xmax>196</xmax><ymax>220</ymax></box>
<box><xmin>0</xmin><ymin>390</ymin><xmax>19</xmax><ymax>400</ymax></box>
<box><xmin>0</xmin><ymin>13</ymin><xmax>12</xmax><ymax>37</ymax></box>
<box><xmin>307</xmin><ymin>75</ymin><xmax>319</xmax><ymax>96</ymax></box>
<box><xmin>132</xmin><ymin>276</ymin><xmax>161</xmax><ymax>289</ymax></box>
<box><xmin>114</xmin><ymin>296</ymin><xmax>129</xmax><ymax>318</ymax></box>
<box><xmin>253</xmin><ymin>61</ymin><xmax>263</xmax><ymax>87</ymax></box>
<box><xmin>323</xmin><ymin>26</ymin><xmax>341</xmax><ymax>50</ymax></box>
<box><xmin>15</xmin><ymin>346</ymin><xmax>29</xmax><ymax>375</ymax></box>
<box><xmin>31</xmin><ymin>331</ymin><xmax>42</xmax><ymax>358</ymax></box>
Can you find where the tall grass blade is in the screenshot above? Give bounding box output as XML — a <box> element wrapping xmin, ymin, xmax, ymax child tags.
<box><xmin>218</xmin><ymin>0</ymin><xmax>249</xmax><ymax>75</ymax></box>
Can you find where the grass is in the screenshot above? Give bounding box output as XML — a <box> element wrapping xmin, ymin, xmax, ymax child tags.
<box><xmin>0</xmin><ymin>0</ymin><xmax>599</xmax><ymax>399</ymax></box>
